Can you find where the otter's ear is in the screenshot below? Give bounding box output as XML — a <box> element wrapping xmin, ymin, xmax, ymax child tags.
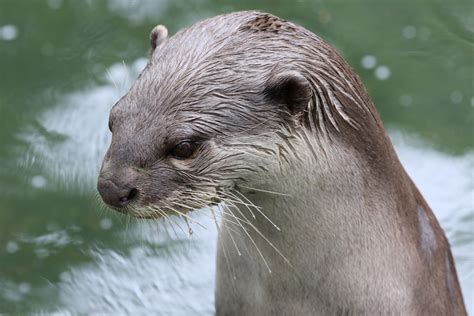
<box><xmin>150</xmin><ymin>25</ymin><xmax>168</xmax><ymax>53</ymax></box>
<box><xmin>264</xmin><ymin>71</ymin><xmax>312</xmax><ymax>115</ymax></box>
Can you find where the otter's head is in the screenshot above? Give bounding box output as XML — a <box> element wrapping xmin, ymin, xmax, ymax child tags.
<box><xmin>97</xmin><ymin>12</ymin><xmax>365</xmax><ymax>217</ymax></box>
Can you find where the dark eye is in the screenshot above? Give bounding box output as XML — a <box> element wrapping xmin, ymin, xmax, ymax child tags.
<box><xmin>171</xmin><ymin>141</ymin><xmax>197</xmax><ymax>160</ymax></box>
<box><xmin>108</xmin><ymin>117</ymin><xmax>113</xmax><ymax>132</ymax></box>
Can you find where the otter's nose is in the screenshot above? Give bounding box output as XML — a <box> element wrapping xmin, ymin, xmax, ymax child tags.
<box><xmin>97</xmin><ymin>178</ymin><xmax>138</xmax><ymax>208</ymax></box>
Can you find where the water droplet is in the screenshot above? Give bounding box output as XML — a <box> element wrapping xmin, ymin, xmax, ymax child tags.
<box><xmin>18</xmin><ymin>283</ymin><xmax>31</xmax><ymax>294</ymax></box>
<box><xmin>6</xmin><ymin>241</ymin><xmax>19</xmax><ymax>254</ymax></box>
<box><xmin>375</xmin><ymin>66</ymin><xmax>391</xmax><ymax>80</ymax></box>
<box><xmin>402</xmin><ymin>25</ymin><xmax>416</xmax><ymax>39</ymax></box>
<box><xmin>47</xmin><ymin>0</ymin><xmax>63</xmax><ymax>10</ymax></box>
<box><xmin>361</xmin><ymin>55</ymin><xmax>377</xmax><ymax>69</ymax></box>
<box><xmin>99</xmin><ymin>218</ymin><xmax>113</xmax><ymax>230</ymax></box>
<box><xmin>31</xmin><ymin>175</ymin><xmax>47</xmax><ymax>188</ymax></box>
<box><xmin>0</xmin><ymin>24</ymin><xmax>19</xmax><ymax>41</ymax></box>
<box><xmin>185</xmin><ymin>218</ymin><xmax>193</xmax><ymax>236</ymax></box>
<box><xmin>35</xmin><ymin>248</ymin><xmax>49</xmax><ymax>259</ymax></box>
<box><xmin>450</xmin><ymin>91</ymin><xmax>463</xmax><ymax>104</ymax></box>
<box><xmin>399</xmin><ymin>94</ymin><xmax>413</xmax><ymax>107</ymax></box>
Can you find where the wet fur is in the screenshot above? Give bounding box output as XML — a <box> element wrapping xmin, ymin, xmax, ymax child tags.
<box><xmin>99</xmin><ymin>11</ymin><xmax>466</xmax><ymax>315</ymax></box>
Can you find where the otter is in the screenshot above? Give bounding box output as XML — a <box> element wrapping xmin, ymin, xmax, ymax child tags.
<box><xmin>97</xmin><ymin>11</ymin><xmax>466</xmax><ymax>315</ymax></box>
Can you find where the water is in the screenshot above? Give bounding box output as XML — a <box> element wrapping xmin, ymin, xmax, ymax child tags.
<box><xmin>0</xmin><ymin>0</ymin><xmax>472</xmax><ymax>314</ymax></box>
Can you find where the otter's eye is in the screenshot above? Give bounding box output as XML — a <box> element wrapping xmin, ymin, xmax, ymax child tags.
<box><xmin>108</xmin><ymin>118</ymin><xmax>113</xmax><ymax>132</ymax></box>
<box><xmin>171</xmin><ymin>141</ymin><xmax>197</xmax><ymax>160</ymax></box>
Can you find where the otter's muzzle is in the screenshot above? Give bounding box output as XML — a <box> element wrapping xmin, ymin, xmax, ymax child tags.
<box><xmin>97</xmin><ymin>178</ymin><xmax>138</xmax><ymax>208</ymax></box>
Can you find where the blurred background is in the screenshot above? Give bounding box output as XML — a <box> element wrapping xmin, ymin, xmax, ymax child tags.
<box><xmin>0</xmin><ymin>0</ymin><xmax>472</xmax><ymax>314</ymax></box>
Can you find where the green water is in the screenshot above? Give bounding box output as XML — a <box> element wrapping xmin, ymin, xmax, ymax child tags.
<box><xmin>0</xmin><ymin>0</ymin><xmax>472</xmax><ymax>314</ymax></box>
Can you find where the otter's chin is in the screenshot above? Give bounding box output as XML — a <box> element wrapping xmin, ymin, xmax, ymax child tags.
<box><xmin>114</xmin><ymin>200</ymin><xmax>218</xmax><ymax>219</ymax></box>
<box><xmin>101</xmin><ymin>188</ymin><xmax>224</xmax><ymax>219</ymax></box>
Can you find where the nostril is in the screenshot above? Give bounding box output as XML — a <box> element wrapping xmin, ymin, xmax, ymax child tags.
<box><xmin>119</xmin><ymin>188</ymin><xmax>139</xmax><ymax>204</ymax></box>
<box><xmin>97</xmin><ymin>178</ymin><xmax>139</xmax><ymax>208</ymax></box>
<box><xmin>129</xmin><ymin>188</ymin><xmax>139</xmax><ymax>200</ymax></box>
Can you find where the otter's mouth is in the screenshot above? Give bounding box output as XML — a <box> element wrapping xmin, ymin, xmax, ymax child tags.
<box><xmin>97</xmin><ymin>173</ymin><xmax>231</xmax><ymax>219</ymax></box>
<box><xmin>103</xmin><ymin>193</ymin><xmax>224</xmax><ymax>219</ymax></box>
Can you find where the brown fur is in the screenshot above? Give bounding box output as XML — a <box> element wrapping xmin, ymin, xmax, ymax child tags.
<box><xmin>97</xmin><ymin>11</ymin><xmax>466</xmax><ymax>315</ymax></box>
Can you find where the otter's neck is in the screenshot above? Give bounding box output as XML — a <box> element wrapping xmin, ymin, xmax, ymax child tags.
<box><xmin>224</xmin><ymin>136</ymin><xmax>408</xmax><ymax>275</ymax></box>
<box><xmin>216</xmin><ymin>134</ymin><xmax>429</xmax><ymax>313</ymax></box>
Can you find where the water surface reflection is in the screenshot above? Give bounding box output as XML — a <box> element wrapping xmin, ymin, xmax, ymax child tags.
<box><xmin>5</xmin><ymin>60</ymin><xmax>473</xmax><ymax>314</ymax></box>
<box><xmin>0</xmin><ymin>1</ymin><xmax>472</xmax><ymax>313</ymax></box>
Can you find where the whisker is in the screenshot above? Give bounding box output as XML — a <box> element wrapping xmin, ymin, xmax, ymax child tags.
<box><xmin>184</xmin><ymin>217</ymin><xmax>193</xmax><ymax>236</ymax></box>
<box><xmin>212</xmin><ymin>206</ymin><xmax>237</xmax><ymax>283</ymax></box>
<box><xmin>232</xmin><ymin>190</ymin><xmax>281</xmax><ymax>231</ymax></box>
<box><xmin>232</xmin><ymin>204</ymin><xmax>291</xmax><ymax>267</ymax></box>
<box><xmin>167</xmin><ymin>202</ymin><xmax>207</xmax><ymax>230</ymax></box>
<box><xmin>207</xmin><ymin>206</ymin><xmax>243</xmax><ymax>257</ymax></box>
<box><xmin>238</xmin><ymin>185</ymin><xmax>291</xmax><ymax>197</ymax></box>
<box><xmin>222</xmin><ymin>203</ymin><xmax>272</xmax><ymax>273</ymax></box>
<box><xmin>152</xmin><ymin>204</ymin><xmax>187</xmax><ymax>236</ymax></box>
<box><xmin>222</xmin><ymin>191</ymin><xmax>256</xmax><ymax>219</ymax></box>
